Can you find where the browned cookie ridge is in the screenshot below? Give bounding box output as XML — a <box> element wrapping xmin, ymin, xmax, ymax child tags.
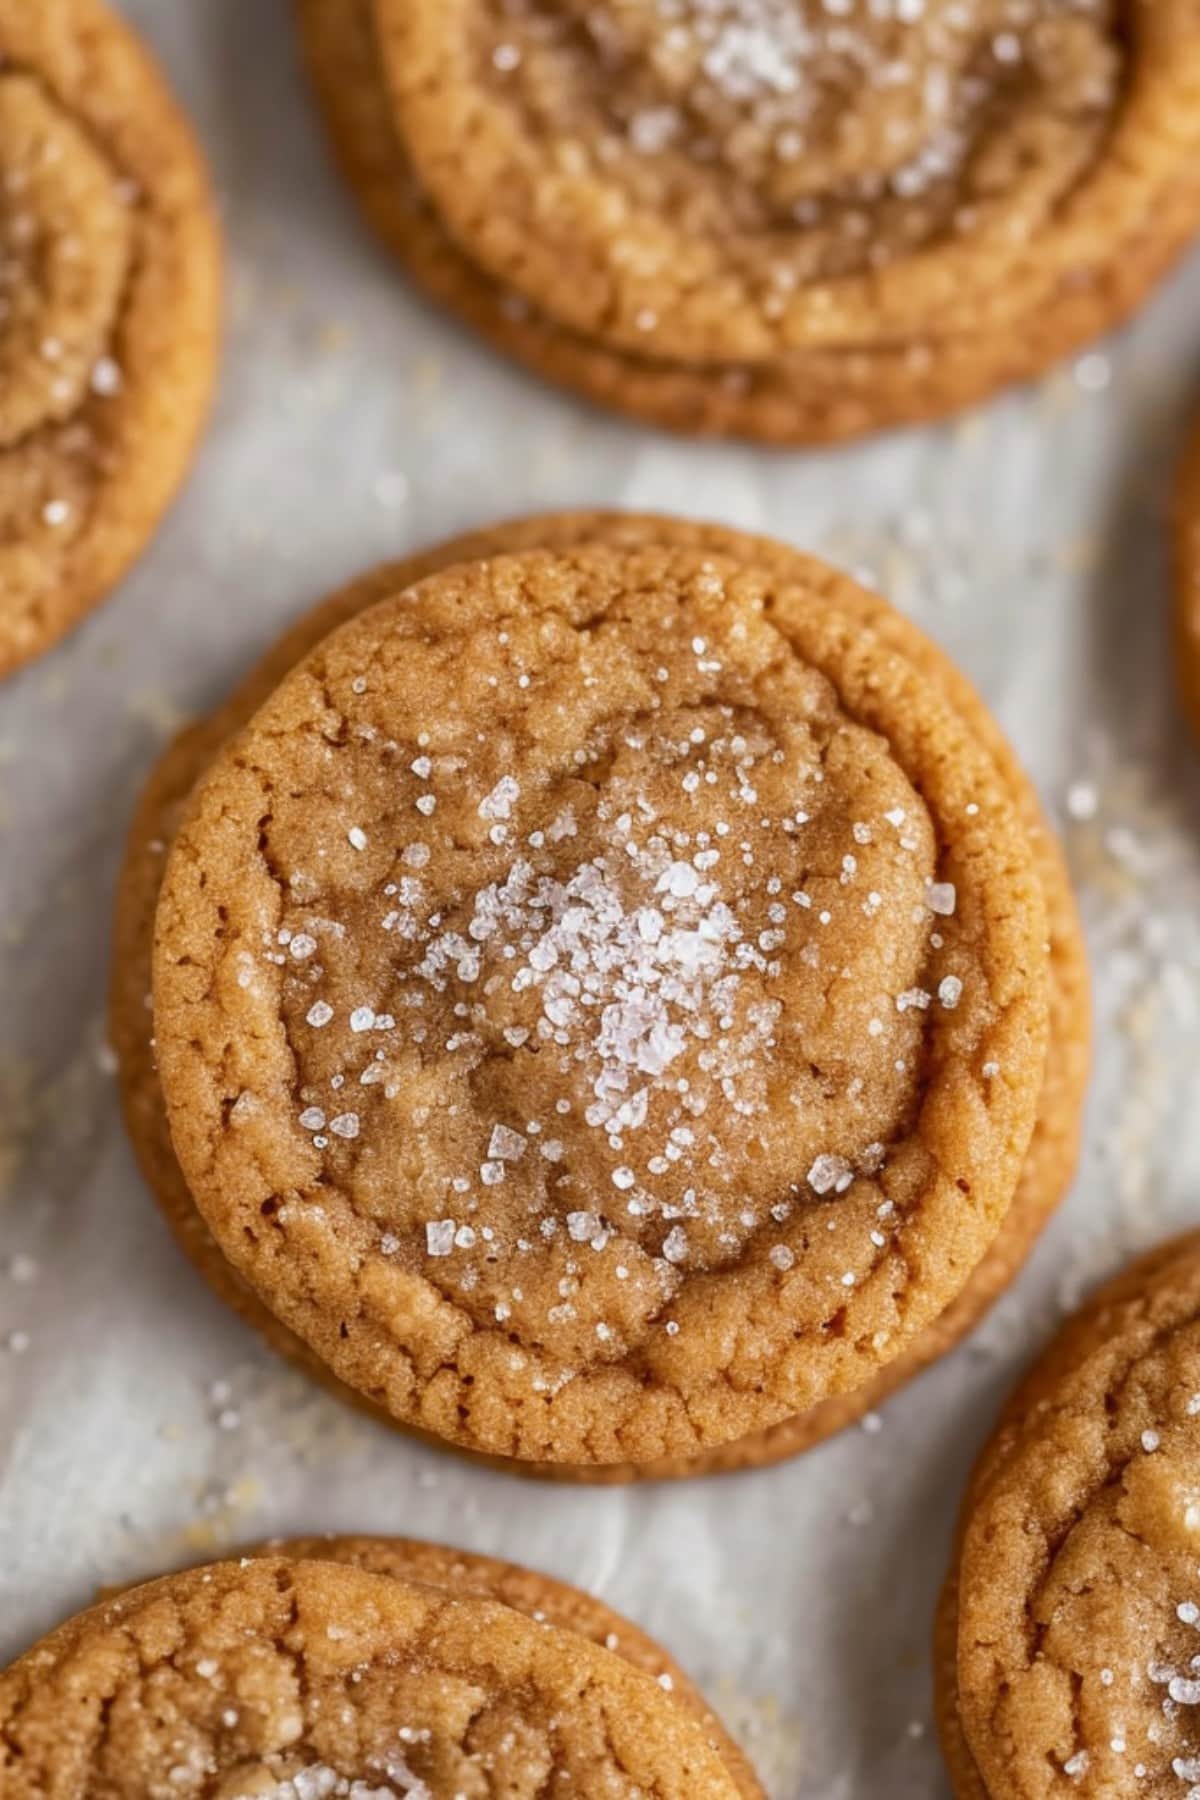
<box><xmin>0</xmin><ymin>1539</ymin><xmax>761</xmax><ymax>1799</ymax></box>
<box><xmin>296</xmin><ymin>0</ymin><xmax>1200</xmax><ymax>445</ymax></box>
<box><xmin>144</xmin><ymin>532</ymin><xmax>1053</xmax><ymax>1467</ymax></box>
<box><xmin>1174</xmin><ymin>418</ymin><xmax>1200</xmax><ymax>746</ymax></box>
<box><xmin>0</xmin><ymin>0</ymin><xmax>220</xmax><ymax>675</ymax></box>
<box><xmin>937</xmin><ymin>1232</ymin><xmax>1200</xmax><ymax>1798</ymax></box>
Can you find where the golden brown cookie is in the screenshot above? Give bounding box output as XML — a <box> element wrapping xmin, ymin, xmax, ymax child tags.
<box><xmin>142</xmin><ymin>528</ymin><xmax>1054</xmax><ymax>1469</ymax></box>
<box><xmin>1173</xmin><ymin>418</ymin><xmax>1200</xmax><ymax>745</ymax></box>
<box><xmin>0</xmin><ymin>1537</ymin><xmax>760</xmax><ymax>1799</ymax></box>
<box><xmin>295</xmin><ymin>0</ymin><xmax>1200</xmax><ymax>446</ymax></box>
<box><xmin>937</xmin><ymin>1231</ymin><xmax>1200</xmax><ymax>1798</ymax></box>
<box><xmin>0</xmin><ymin>0</ymin><xmax>220</xmax><ymax>676</ymax></box>
<box><xmin>111</xmin><ymin>512</ymin><xmax>1089</xmax><ymax>1480</ymax></box>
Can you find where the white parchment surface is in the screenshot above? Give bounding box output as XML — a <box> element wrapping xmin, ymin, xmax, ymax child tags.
<box><xmin>3</xmin><ymin>6</ymin><xmax>1200</xmax><ymax>1794</ymax></box>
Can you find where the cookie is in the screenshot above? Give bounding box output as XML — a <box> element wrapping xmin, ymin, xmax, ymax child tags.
<box><xmin>112</xmin><ymin>512</ymin><xmax>1089</xmax><ymax>1479</ymax></box>
<box><xmin>0</xmin><ymin>0</ymin><xmax>220</xmax><ymax>677</ymax></box>
<box><xmin>139</xmin><ymin>526</ymin><xmax>1057</xmax><ymax>1470</ymax></box>
<box><xmin>0</xmin><ymin>1536</ymin><xmax>760</xmax><ymax>1799</ymax></box>
<box><xmin>937</xmin><ymin>1231</ymin><xmax>1200</xmax><ymax>1797</ymax></box>
<box><xmin>296</xmin><ymin>0</ymin><xmax>1200</xmax><ymax>446</ymax></box>
<box><xmin>1174</xmin><ymin>418</ymin><xmax>1200</xmax><ymax>745</ymax></box>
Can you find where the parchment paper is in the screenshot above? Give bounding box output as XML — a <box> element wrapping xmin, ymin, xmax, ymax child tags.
<box><xmin>3</xmin><ymin>6</ymin><xmax>1200</xmax><ymax>1793</ymax></box>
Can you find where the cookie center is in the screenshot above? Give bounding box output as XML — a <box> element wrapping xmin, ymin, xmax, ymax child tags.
<box><xmin>321</xmin><ymin>702</ymin><xmax>930</xmax><ymax>1277</ymax></box>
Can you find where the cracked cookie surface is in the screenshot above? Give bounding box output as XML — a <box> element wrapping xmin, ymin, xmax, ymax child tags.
<box><xmin>296</xmin><ymin>0</ymin><xmax>1200</xmax><ymax>444</ymax></box>
<box><xmin>0</xmin><ymin>1537</ymin><xmax>759</xmax><ymax>1799</ymax></box>
<box><xmin>0</xmin><ymin>0</ymin><xmax>220</xmax><ymax>674</ymax></box>
<box><xmin>938</xmin><ymin>1231</ymin><xmax>1200</xmax><ymax>1798</ymax></box>
<box><xmin>147</xmin><ymin>535</ymin><xmax>1051</xmax><ymax>1465</ymax></box>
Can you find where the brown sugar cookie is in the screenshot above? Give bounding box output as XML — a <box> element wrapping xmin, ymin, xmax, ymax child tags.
<box><xmin>143</xmin><ymin>530</ymin><xmax>1055</xmax><ymax>1469</ymax></box>
<box><xmin>0</xmin><ymin>0</ymin><xmax>220</xmax><ymax>676</ymax></box>
<box><xmin>0</xmin><ymin>1538</ymin><xmax>760</xmax><ymax>1799</ymax></box>
<box><xmin>1174</xmin><ymin>419</ymin><xmax>1200</xmax><ymax>745</ymax></box>
<box><xmin>295</xmin><ymin>0</ymin><xmax>1200</xmax><ymax>446</ymax></box>
<box><xmin>111</xmin><ymin>512</ymin><xmax>1089</xmax><ymax>1480</ymax></box>
<box><xmin>937</xmin><ymin>1231</ymin><xmax>1200</xmax><ymax>1798</ymax></box>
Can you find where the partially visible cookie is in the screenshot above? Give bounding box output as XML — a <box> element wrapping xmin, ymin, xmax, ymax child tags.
<box><xmin>0</xmin><ymin>1538</ymin><xmax>760</xmax><ymax>1798</ymax></box>
<box><xmin>938</xmin><ymin>1231</ymin><xmax>1200</xmax><ymax>1797</ymax></box>
<box><xmin>0</xmin><ymin>0</ymin><xmax>220</xmax><ymax>675</ymax></box>
<box><xmin>1174</xmin><ymin>419</ymin><xmax>1200</xmax><ymax>744</ymax></box>
<box><xmin>296</xmin><ymin>0</ymin><xmax>1200</xmax><ymax>445</ymax></box>
<box><xmin>111</xmin><ymin>512</ymin><xmax>1089</xmax><ymax>1480</ymax></box>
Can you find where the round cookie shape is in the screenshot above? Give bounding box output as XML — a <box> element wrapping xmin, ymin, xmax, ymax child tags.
<box><xmin>112</xmin><ymin>512</ymin><xmax>1089</xmax><ymax>1480</ymax></box>
<box><xmin>296</xmin><ymin>0</ymin><xmax>1200</xmax><ymax>444</ymax></box>
<box><xmin>942</xmin><ymin>1232</ymin><xmax>1200</xmax><ymax>1798</ymax></box>
<box><xmin>0</xmin><ymin>1544</ymin><xmax>755</xmax><ymax>1799</ymax></box>
<box><xmin>151</xmin><ymin>540</ymin><xmax>1050</xmax><ymax>1465</ymax></box>
<box><xmin>1174</xmin><ymin>419</ymin><xmax>1200</xmax><ymax>746</ymax></box>
<box><xmin>0</xmin><ymin>0</ymin><xmax>220</xmax><ymax>675</ymax></box>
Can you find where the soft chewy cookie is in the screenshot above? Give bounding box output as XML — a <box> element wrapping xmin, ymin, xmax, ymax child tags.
<box><xmin>1174</xmin><ymin>419</ymin><xmax>1200</xmax><ymax>745</ymax></box>
<box><xmin>0</xmin><ymin>1536</ymin><xmax>760</xmax><ymax>1799</ymax></box>
<box><xmin>113</xmin><ymin>513</ymin><xmax>1088</xmax><ymax>1478</ymax></box>
<box><xmin>938</xmin><ymin>1231</ymin><xmax>1200</xmax><ymax>1798</ymax></box>
<box><xmin>140</xmin><ymin>528</ymin><xmax>1056</xmax><ymax>1469</ymax></box>
<box><xmin>296</xmin><ymin>0</ymin><xmax>1200</xmax><ymax>445</ymax></box>
<box><xmin>0</xmin><ymin>0</ymin><xmax>220</xmax><ymax>676</ymax></box>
